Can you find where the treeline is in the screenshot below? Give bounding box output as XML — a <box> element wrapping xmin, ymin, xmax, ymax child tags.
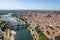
<box><xmin>0</xmin><ymin>10</ymin><xmax>60</xmax><ymax>15</ymax></box>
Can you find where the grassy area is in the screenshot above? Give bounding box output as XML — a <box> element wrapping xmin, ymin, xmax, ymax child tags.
<box><xmin>35</xmin><ymin>27</ymin><xmax>48</xmax><ymax>40</ymax></box>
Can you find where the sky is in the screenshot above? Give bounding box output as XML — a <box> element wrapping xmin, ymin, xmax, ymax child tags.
<box><xmin>0</xmin><ymin>0</ymin><xmax>60</xmax><ymax>10</ymax></box>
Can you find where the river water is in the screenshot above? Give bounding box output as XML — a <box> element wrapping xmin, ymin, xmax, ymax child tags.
<box><xmin>2</xmin><ymin>15</ymin><xmax>33</xmax><ymax>40</ymax></box>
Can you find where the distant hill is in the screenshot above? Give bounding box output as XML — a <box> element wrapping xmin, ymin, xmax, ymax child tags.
<box><xmin>0</xmin><ymin>10</ymin><xmax>60</xmax><ymax>15</ymax></box>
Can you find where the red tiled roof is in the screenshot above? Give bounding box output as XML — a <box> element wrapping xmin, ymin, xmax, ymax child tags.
<box><xmin>24</xmin><ymin>13</ymin><xmax>60</xmax><ymax>39</ymax></box>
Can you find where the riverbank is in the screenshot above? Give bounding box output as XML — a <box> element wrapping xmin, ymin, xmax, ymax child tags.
<box><xmin>0</xmin><ymin>14</ymin><xmax>34</xmax><ymax>40</ymax></box>
<box><xmin>14</xmin><ymin>17</ymin><xmax>33</xmax><ymax>40</ymax></box>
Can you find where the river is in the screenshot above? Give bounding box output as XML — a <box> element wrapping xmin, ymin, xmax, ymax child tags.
<box><xmin>2</xmin><ymin>15</ymin><xmax>33</xmax><ymax>40</ymax></box>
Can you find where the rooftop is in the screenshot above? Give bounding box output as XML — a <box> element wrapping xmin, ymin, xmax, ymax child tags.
<box><xmin>24</xmin><ymin>13</ymin><xmax>60</xmax><ymax>39</ymax></box>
